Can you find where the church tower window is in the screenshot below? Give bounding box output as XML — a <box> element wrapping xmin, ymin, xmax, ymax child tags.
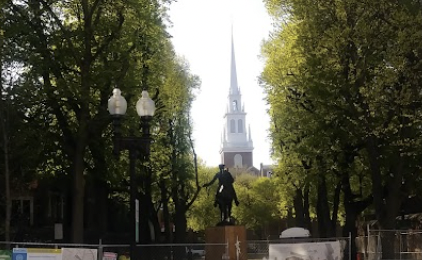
<box><xmin>232</xmin><ymin>100</ymin><xmax>238</xmax><ymax>111</ymax></box>
<box><xmin>230</xmin><ymin>119</ymin><xmax>236</xmax><ymax>133</ymax></box>
<box><xmin>234</xmin><ymin>154</ymin><xmax>243</xmax><ymax>168</ymax></box>
<box><xmin>238</xmin><ymin>119</ymin><xmax>243</xmax><ymax>133</ymax></box>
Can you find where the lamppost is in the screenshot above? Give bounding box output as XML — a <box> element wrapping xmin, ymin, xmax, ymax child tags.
<box><xmin>108</xmin><ymin>88</ymin><xmax>155</xmax><ymax>260</ymax></box>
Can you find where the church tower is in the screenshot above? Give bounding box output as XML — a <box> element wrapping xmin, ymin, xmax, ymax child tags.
<box><xmin>220</xmin><ymin>30</ymin><xmax>254</xmax><ymax>170</ymax></box>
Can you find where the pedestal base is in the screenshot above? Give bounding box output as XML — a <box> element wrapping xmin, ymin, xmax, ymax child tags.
<box><xmin>205</xmin><ymin>225</ymin><xmax>247</xmax><ymax>260</ymax></box>
<box><xmin>216</xmin><ymin>218</ymin><xmax>236</xmax><ymax>226</ymax></box>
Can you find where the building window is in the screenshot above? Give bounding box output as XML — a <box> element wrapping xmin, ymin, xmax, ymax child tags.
<box><xmin>11</xmin><ymin>197</ymin><xmax>34</xmax><ymax>227</ymax></box>
<box><xmin>48</xmin><ymin>192</ymin><xmax>65</xmax><ymax>222</ymax></box>
<box><xmin>230</xmin><ymin>119</ymin><xmax>236</xmax><ymax>133</ymax></box>
<box><xmin>234</xmin><ymin>154</ymin><xmax>243</xmax><ymax>168</ymax></box>
<box><xmin>232</xmin><ymin>100</ymin><xmax>238</xmax><ymax>111</ymax></box>
<box><xmin>238</xmin><ymin>119</ymin><xmax>243</xmax><ymax>133</ymax></box>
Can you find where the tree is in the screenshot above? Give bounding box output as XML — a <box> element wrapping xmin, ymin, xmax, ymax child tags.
<box><xmin>188</xmin><ymin>170</ymin><xmax>285</xmax><ymax>238</ymax></box>
<box><xmin>0</xmin><ymin>66</ymin><xmax>11</xmax><ymax>248</ymax></box>
<box><xmin>0</xmin><ymin>3</ymin><xmax>10</xmax><ymax>244</ymax></box>
<box><xmin>4</xmin><ymin>0</ymin><xmax>173</xmax><ymax>242</ymax></box>
<box><xmin>233</xmin><ymin>176</ymin><xmax>282</xmax><ymax>238</ymax></box>
<box><xmin>262</xmin><ymin>0</ymin><xmax>422</xmax><ymax>257</ymax></box>
<box><xmin>1</xmin><ymin>3</ymin><xmax>48</xmax><ymax>242</ymax></box>
<box><xmin>187</xmin><ymin>165</ymin><xmax>220</xmax><ymax>231</ymax></box>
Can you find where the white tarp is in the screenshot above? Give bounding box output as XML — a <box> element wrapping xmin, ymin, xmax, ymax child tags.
<box><xmin>269</xmin><ymin>241</ymin><xmax>345</xmax><ymax>260</ymax></box>
<box><xmin>280</xmin><ymin>228</ymin><xmax>311</xmax><ymax>238</ymax></box>
<box><xmin>62</xmin><ymin>248</ymin><xmax>97</xmax><ymax>260</ymax></box>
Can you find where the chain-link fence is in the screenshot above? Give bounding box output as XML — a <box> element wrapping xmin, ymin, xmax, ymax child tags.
<box><xmin>0</xmin><ymin>241</ymin><xmax>100</xmax><ymax>260</ymax></box>
<box><xmin>247</xmin><ymin>240</ymin><xmax>269</xmax><ymax>260</ymax></box>
<box><xmin>356</xmin><ymin>230</ymin><xmax>422</xmax><ymax>260</ymax></box>
<box><xmin>248</xmin><ymin>236</ymin><xmax>351</xmax><ymax>260</ymax></box>
<box><xmin>0</xmin><ymin>241</ymin><xmax>225</xmax><ymax>260</ymax></box>
<box><xmin>0</xmin><ymin>236</ymin><xmax>351</xmax><ymax>260</ymax></box>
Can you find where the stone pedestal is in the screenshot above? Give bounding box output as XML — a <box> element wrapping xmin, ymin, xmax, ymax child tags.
<box><xmin>205</xmin><ymin>225</ymin><xmax>247</xmax><ymax>260</ymax></box>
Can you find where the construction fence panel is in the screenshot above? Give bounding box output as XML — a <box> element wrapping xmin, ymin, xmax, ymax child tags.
<box><xmin>0</xmin><ymin>241</ymin><xmax>224</xmax><ymax>260</ymax></box>
<box><xmin>357</xmin><ymin>230</ymin><xmax>422</xmax><ymax>260</ymax></box>
<box><xmin>248</xmin><ymin>236</ymin><xmax>351</xmax><ymax>260</ymax></box>
<box><xmin>0</xmin><ymin>237</ymin><xmax>352</xmax><ymax>260</ymax></box>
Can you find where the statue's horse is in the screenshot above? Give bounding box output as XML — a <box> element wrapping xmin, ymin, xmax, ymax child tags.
<box><xmin>216</xmin><ymin>184</ymin><xmax>234</xmax><ymax>224</ymax></box>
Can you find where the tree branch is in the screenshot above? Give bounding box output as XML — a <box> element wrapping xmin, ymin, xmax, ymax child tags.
<box><xmin>186</xmin><ymin>112</ymin><xmax>201</xmax><ymax>210</ymax></box>
<box><xmin>37</xmin><ymin>0</ymin><xmax>80</xmax><ymax>64</ymax></box>
<box><xmin>92</xmin><ymin>10</ymin><xmax>125</xmax><ymax>62</ymax></box>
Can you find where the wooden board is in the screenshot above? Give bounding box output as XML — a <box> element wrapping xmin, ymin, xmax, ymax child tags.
<box><xmin>205</xmin><ymin>226</ymin><xmax>247</xmax><ymax>260</ymax></box>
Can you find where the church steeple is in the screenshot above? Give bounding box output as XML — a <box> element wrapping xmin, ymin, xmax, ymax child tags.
<box><xmin>230</xmin><ymin>27</ymin><xmax>239</xmax><ymax>95</ymax></box>
<box><xmin>220</xmin><ymin>26</ymin><xmax>254</xmax><ymax>170</ymax></box>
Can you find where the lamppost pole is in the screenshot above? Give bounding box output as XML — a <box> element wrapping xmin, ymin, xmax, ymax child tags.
<box><xmin>108</xmin><ymin>88</ymin><xmax>155</xmax><ymax>260</ymax></box>
<box><xmin>129</xmin><ymin>147</ymin><xmax>137</xmax><ymax>259</ymax></box>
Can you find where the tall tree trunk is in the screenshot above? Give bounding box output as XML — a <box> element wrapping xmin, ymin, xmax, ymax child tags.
<box><xmin>331</xmin><ymin>181</ymin><xmax>341</xmax><ymax>233</ymax></box>
<box><xmin>173</xmin><ymin>202</ymin><xmax>187</xmax><ymax>243</ymax></box>
<box><xmin>343</xmin><ymin>204</ymin><xmax>358</xmax><ymax>260</ymax></box>
<box><xmin>0</xmin><ymin>26</ymin><xmax>11</xmax><ymax>247</ymax></box>
<box><xmin>159</xmin><ymin>179</ymin><xmax>171</xmax><ymax>242</ymax></box>
<box><xmin>88</xmin><ymin>138</ymin><xmax>111</xmax><ymax>239</ymax></box>
<box><xmin>71</xmin><ymin>71</ymin><xmax>90</xmax><ymax>243</ymax></box>
<box><xmin>69</xmin><ymin>0</ymin><xmax>96</xmax><ymax>242</ymax></box>
<box><xmin>316</xmin><ymin>174</ymin><xmax>334</xmax><ymax>237</ymax></box>
<box><xmin>341</xmin><ymin>144</ymin><xmax>371</xmax><ymax>260</ymax></box>
<box><xmin>168</xmin><ymin>114</ymin><xmax>201</xmax><ymax>260</ymax></box>
<box><xmin>379</xmin><ymin>160</ymin><xmax>403</xmax><ymax>260</ymax></box>
<box><xmin>303</xmin><ymin>184</ymin><xmax>311</xmax><ymax>231</ymax></box>
<box><xmin>293</xmin><ymin>188</ymin><xmax>305</xmax><ymax>227</ymax></box>
<box><xmin>0</xmin><ymin>102</ymin><xmax>11</xmax><ymax>248</ymax></box>
<box><xmin>173</xmin><ymin>202</ymin><xmax>187</xmax><ymax>259</ymax></box>
<box><xmin>139</xmin><ymin>166</ymin><xmax>160</xmax><ymax>260</ymax></box>
<box><xmin>342</xmin><ymin>171</ymin><xmax>357</xmax><ymax>255</ymax></box>
<box><xmin>342</xmin><ymin>173</ymin><xmax>372</xmax><ymax>260</ymax></box>
<box><xmin>286</xmin><ymin>207</ymin><xmax>294</xmax><ymax>227</ymax></box>
<box><xmin>145</xmin><ymin>169</ymin><xmax>160</xmax><ymax>243</ymax></box>
<box><xmin>95</xmin><ymin>181</ymin><xmax>108</xmax><ymax>238</ymax></box>
<box><xmin>366</xmin><ymin>136</ymin><xmax>384</xmax><ymax>223</ymax></box>
<box><xmin>366</xmin><ymin>135</ymin><xmax>403</xmax><ymax>259</ymax></box>
<box><xmin>71</xmin><ymin>150</ymin><xmax>86</xmax><ymax>242</ymax></box>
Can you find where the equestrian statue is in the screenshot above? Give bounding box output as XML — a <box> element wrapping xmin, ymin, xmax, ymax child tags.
<box><xmin>202</xmin><ymin>164</ymin><xmax>240</xmax><ymax>225</ymax></box>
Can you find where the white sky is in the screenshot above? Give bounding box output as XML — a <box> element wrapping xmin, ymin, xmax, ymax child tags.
<box><xmin>167</xmin><ymin>0</ymin><xmax>274</xmax><ymax>167</ymax></box>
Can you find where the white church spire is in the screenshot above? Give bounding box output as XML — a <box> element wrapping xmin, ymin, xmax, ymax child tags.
<box><xmin>220</xmin><ymin>24</ymin><xmax>254</xmax><ymax>170</ymax></box>
<box><xmin>230</xmin><ymin>25</ymin><xmax>239</xmax><ymax>95</ymax></box>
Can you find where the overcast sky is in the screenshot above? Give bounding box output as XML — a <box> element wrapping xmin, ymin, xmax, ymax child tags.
<box><xmin>166</xmin><ymin>0</ymin><xmax>274</xmax><ymax>167</ymax></box>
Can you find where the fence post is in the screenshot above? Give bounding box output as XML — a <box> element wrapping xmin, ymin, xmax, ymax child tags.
<box><xmin>399</xmin><ymin>231</ymin><xmax>402</xmax><ymax>260</ymax></box>
<box><xmin>367</xmin><ymin>226</ymin><xmax>370</xmax><ymax>260</ymax></box>
<box><xmin>349</xmin><ymin>232</ymin><xmax>352</xmax><ymax>260</ymax></box>
<box><xmin>98</xmin><ymin>238</ymin><xmax>103</xmax><ymax>260</ymax></box>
